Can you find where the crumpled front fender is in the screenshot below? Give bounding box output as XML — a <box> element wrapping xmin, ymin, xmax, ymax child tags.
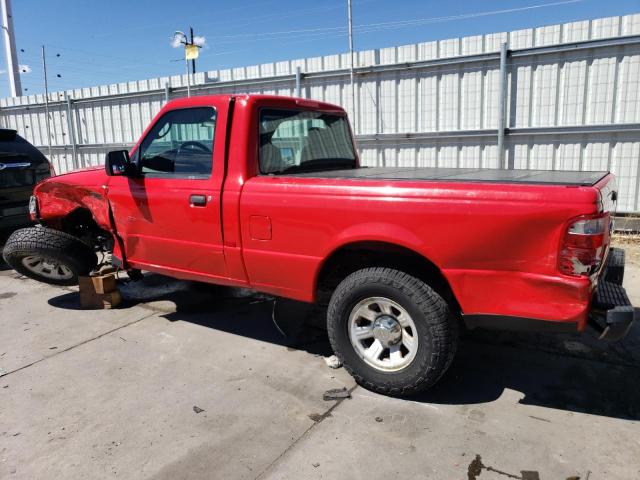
<box><xmin>34</xmin><ymin>174</ymin><xmax>111</xmax><ymax>232</ymax></box>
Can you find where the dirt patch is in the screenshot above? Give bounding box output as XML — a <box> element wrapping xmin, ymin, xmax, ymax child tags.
<box><xmin>612</xmin><ymin>234</ymin><xmax>640</xmax><ymax>264</ymax></box>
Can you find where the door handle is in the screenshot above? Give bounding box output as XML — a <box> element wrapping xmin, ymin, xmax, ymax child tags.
<box><xmin>190</xmin><ymin>194</ymin><xmax>207</xmax><ymax>207</ymax></box>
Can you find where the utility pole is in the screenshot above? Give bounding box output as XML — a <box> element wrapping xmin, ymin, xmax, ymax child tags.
<box><xmin>0</xmin><ymin>0</ymin><xmax>21</xmax><ymax>97</ymax></box>
<box><xmin>190</xmin><ymin>26</ymin><xmax>196</xmax><ymax>75</ymax></box>
<box><xmin>347</xmin><ymin>0</ymin><xmax>356</xmax><ymax>133</ymax></box>
<box><xmin>41</xmin><ymin>45</ymin><xmax>52</xmax><ymax>159</ymax></box>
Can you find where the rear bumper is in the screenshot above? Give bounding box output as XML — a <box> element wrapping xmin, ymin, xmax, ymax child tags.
<box><xmin>588</xmin><ymin>248</ymin><xmax>636</xmax><ymax>341</ymax></box>
<box><xmin>462</xmin><ymin>247</ymin><xmax>635</xmax><ymax>339</ymax></box>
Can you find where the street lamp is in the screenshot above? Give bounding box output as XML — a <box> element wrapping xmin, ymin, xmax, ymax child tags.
<box><xmin>172</xmin><ymin>30</ymin><xmax>199</xmax><ymax>97</ymax></box>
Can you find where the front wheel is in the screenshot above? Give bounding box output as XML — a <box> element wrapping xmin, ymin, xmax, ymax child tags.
<box><xmin>2</xmin><ymin>227</ymin><xmax>97</xmax><ymax>286</ymax></box>
<box><xmin>327</xmin><ymin>267</ymin><xmax>458</xmax><ymax>396</ymax></box>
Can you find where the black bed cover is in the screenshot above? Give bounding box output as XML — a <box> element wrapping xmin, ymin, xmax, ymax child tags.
<box><xmin>290</xmin><ymin>167</ymin><xmax>609</xmax><ymax>186</ymax></box>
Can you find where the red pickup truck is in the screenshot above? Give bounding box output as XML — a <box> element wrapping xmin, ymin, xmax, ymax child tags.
<box><xmin>3</xmin><ymin>94</ymin><xmax>634</xmax><ymax>395</ymax></box>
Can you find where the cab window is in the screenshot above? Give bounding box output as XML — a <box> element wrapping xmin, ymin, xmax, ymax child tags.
<box><xmin>259</xmin><ymin>109</ymin><xmax>356</xmax><ymax>175</ymax></box>
<box><xmin>138</xmin><ymin>107</ymin><xmax>216</xmax><ymax>178</ymax></box>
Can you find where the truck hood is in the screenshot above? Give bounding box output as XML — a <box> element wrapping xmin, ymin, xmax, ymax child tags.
<box><xmin>35</xmin><ymin>165</ymin><xmax>108</xmax><ymax>194</ymax></box>
<box><xmin>50</xmin><ymin>165</ymin><xmax>106</xmax><ymax>181</ymax></box>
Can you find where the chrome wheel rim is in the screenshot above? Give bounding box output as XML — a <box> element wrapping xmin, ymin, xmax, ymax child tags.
<box><xmin>21</xmin><ymin>255</ymin><xmax>73</xmax><ymax>280</ymax></box>
<box><xmin>348</xmin><ymin>296</ymin><xmax>418</xmax><ymax>372</ymax></box>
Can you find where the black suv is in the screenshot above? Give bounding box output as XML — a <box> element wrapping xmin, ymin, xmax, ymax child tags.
<box><xmin>0</xmin><ymin>129</ymin><xmax>52</xmax><ymax>229</ymax></box>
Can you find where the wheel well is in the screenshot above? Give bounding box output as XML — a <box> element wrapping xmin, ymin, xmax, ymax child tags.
<box><xmin>61</xmin><ymin>208</ymin><xmax>98</xmax><ymax>235</ymax></box>
<box><xmin>61</xmin><ymin>208</ymin><xmax>113</xmax><ymax>250</ymax></box>
<box><xmin>316</xmin><ymin>241</ymin><xmax>460</xmax><ymax>313</ymax></box>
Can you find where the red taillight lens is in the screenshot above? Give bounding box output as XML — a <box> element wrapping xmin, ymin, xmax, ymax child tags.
<box><xmin>558</xmin><ymin>214</ymin><xmax>610</xmax><ymax>277</ymax></box>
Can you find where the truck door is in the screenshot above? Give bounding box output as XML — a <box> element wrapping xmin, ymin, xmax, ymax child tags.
<box><xmin>107</xmin><ymin>101</ymin><xmax>228</xmax><ymax>279</ymax></box>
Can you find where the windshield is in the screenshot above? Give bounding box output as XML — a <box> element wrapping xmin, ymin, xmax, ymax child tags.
<box><xmin>259</xmin><ymin>109</ymin><xmax>356</xmax><ymax>175</ymax></box>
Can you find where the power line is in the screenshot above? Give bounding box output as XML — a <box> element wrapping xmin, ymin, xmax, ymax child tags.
<box><xmin>83</xmin><ymin>0</ymin><xmax>381</xmax><ymax>41</ymax></box>
<box><xmin>348</xmin><ymin>0</ymin><xmax>584</xmax><ymax>31</ymax></box>
<box><xmin>201</xmin><ymin>0</ymin><xmax>584</xmax><ymax>44</ymax></box>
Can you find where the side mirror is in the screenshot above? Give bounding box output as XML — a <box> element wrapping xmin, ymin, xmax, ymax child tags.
<box><xmin>105</xmin><ymin>150</ymin><xmax>132</xmax><ymax>176</ymax></box>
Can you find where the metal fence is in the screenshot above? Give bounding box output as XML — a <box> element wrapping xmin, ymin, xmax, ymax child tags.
<box><xmin>1</xmin><ymin>14</ymin><xmax>639</xmax><ymax>212</ymax></box>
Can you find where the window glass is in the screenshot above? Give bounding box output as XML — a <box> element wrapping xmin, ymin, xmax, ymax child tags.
<box><xmin>139</xmin><ymin>107</ymin><xmax>216</xmax><ymax>177</ymax></box>
<box><xmin>259</xmin><ymin>109</ymin><xmax>356</xmax><ymax>174</ymax></box>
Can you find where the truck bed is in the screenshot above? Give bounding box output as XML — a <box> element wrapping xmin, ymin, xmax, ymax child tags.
<box><xmin>291</xmin><ymin>167</ymin><xmax>608</xmax><ymax>186</ymax></box>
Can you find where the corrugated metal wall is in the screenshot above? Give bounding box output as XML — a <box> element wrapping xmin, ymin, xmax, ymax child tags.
<box><xmin>1</xmin><ymin>14</ymin><xmax>639</xmax><ymax>212</ymax></box>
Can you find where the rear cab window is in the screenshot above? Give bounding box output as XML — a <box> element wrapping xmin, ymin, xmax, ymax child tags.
<box><xmin>258</xmin><ymin>109</ymin><xmax>356</xmax><ymax>175</ymax></box>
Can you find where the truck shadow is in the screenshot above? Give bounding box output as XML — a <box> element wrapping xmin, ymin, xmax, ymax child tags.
<box><xmin>418</xmin><ymin>326</ymin><xmax>640</xmax><ymax>420</ymax></box>
<box><xmin>167</xmin><ymin>294</ymin><xmax>640</xmax><ymax>420</ymax></box>
<box><xmin>167</xmin><ymin>299</ymin><xmax>640</xmax><ymax>420</ymax></box>
<box><xmin>47</xmin><ymin>274</ymin><xmax>334</xmax><ymax>357</ymax></box>
<box><xmin>46</xmin><ymin>272</ymin><xmax>640</xmax><ymax>421</ymax></box>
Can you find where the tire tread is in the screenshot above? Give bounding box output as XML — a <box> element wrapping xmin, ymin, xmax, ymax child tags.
<box><xmin>327</xmin><ymin>267</ymin><xmax>458</xmax><ymax>396</ymax></box>
<box><xmin>2</xmin><ymin>227</ymin><xmax>97</xmax><ymax>285</ymax></box>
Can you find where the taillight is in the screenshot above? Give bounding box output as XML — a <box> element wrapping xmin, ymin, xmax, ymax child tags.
<box><xmin>558</xmin><ymin>213</ymin><xmax>610</xmax><ymax>277</ymax></box>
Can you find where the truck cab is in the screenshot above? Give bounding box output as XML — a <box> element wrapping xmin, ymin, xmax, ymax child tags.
<box><xmin>103</xmin><ymin>95</ymin><xmax>357</xmax><ymax>291</ymax></box>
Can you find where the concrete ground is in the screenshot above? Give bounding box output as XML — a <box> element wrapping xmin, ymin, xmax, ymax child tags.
<box><xmin>1</xmin><ymin>237</ymin><xmax>639</xmax><ymax>480</ymax></box>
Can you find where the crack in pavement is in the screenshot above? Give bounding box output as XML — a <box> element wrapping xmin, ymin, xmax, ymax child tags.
<box><xmin>0</xmin><ymin>311</ymin><xmax>156</xmax><ymax>379</ymax></box>
<box><xmin>253</xmin><ymin>384</ymin><xmax>359</xmax><ymax>480</ymax></box>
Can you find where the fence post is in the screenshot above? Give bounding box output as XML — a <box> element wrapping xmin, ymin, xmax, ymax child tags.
<box><xmin>164</xmin><ymin>82</ymin><xmax>170</xmax><ymax>104</ymax></box>
<box><xmin>497</xmin><ymin>41</ymin><xmax>510</xmax><ymax>169</ymax></box>
<box><xmin>295</xmin><ymin>66</ymin><xmax>302</xmax><ymax>98</ymax></box>
<box><xmin>64</xmin><ymin>91</ymin><xmax>78</xmax><ymax>170</ymax></box>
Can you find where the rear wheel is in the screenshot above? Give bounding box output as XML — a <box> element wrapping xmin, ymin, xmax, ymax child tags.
<box><xmin>327</xmin><ymin>267</ymin><xmax>458</xmax><ymax>396</ymax></box>
<box><xmin>2</xmin><ymin>227</ymin><xmax>97</xmax><ymax>286</ymax></box>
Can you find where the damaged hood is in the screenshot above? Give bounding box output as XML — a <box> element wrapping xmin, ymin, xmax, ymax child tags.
<box><xmin>35</xmin><ymin>165</ymin><xmax>108</xmax><ymax>194</ymax></box>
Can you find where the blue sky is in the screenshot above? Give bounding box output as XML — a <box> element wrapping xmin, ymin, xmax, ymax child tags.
<box><xmin>3</xmin><ymin>0</ymin><xmax>639</xmax><ymax>97</ymax></box>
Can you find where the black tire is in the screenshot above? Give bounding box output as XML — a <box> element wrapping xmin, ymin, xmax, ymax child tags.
<box><xmin>327</xmin><ymin>267</ymin><xmax>458</xmax><ymax>396</ymax></box>
<box><xmin>2</xmin><ymin>227</ymin><xmax>97</xmax><ymax>286</ymax></box>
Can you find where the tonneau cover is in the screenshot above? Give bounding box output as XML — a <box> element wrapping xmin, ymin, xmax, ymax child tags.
<box><xmin>290</xmin><ymin>167</ymin><xmax>608</xmax><ymax>186</ymax></box>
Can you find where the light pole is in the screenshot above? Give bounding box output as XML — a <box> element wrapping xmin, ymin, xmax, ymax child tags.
<box><xmin>173</xmin><ymin>31</ymin><xmax>191</xmax><ymax>97</ymax></box>
<box><xmin>173</xmin><ymin>30</ymin><xmax>202</xmax><ymax>98</ymax></box>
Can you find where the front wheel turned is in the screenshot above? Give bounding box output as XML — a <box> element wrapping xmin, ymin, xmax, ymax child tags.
<box><xmin>327</xmin><ymin>267</ymin><xmax>458</xmax><ymax>396</ymax></box>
